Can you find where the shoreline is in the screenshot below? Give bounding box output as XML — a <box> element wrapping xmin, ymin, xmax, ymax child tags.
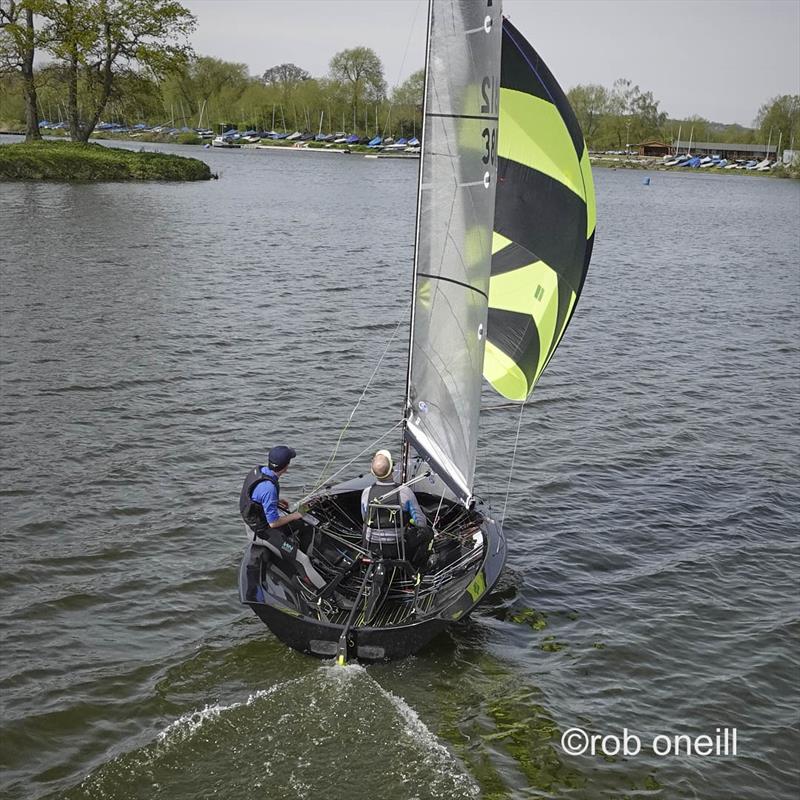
<box><xmin>2</xmin><ymin>132</ymin><xmax>795</xmax><ymax>178</ymax></box>
<box><xmin>589</xmin><ymin>154</ymin><xmax>797</xmax><ymax>179</ymax></box>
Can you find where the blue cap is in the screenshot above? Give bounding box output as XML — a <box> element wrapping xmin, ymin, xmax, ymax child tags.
<box><xmin>268</xmin><ymin>445</ymin><xmax>296</xmax><ymax>470</ymax></box>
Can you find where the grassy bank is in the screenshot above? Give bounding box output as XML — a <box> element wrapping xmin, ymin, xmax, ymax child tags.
<box><xmin>0</xmin><ymin>140</ymin><xmax>213</xmax><ymax>181</ymax></box>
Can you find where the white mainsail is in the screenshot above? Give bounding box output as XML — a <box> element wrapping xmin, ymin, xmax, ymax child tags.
<box><xmin>404</xmin><ymin>0</ymin><xmax>503</xmax><ymax>505</ymax></box>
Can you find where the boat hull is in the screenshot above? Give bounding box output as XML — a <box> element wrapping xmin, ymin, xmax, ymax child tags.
<box><xmin>249</xmin><ymin>601</ymin><xmax>450</xmax><ymax>661</ymax></box>
<box><xmin>239</xmin><ymin>478</ymin><xmax>507</xmax><ymax>661</ymax></box>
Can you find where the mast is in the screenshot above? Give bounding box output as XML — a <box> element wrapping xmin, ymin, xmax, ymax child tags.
<box><xmin>400</xmin><ymin>1</ymin><xmax>502</xmax><ymax>502</ymax></box>
<box><xmin>401</xmin><ymin>0</ymin><xmax>434</xmax><ymax>483</ymax></box>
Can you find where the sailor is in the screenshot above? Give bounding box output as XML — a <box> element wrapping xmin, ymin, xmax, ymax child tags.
<box><xmin>240</xmin><ymin>446</ymin><xmax>325</xmax><ymax>590</ymax></box>
<box><xmin>360</xmin><ymin>449</ymin><xmax>433</xmax><ymax>567</ymax></box>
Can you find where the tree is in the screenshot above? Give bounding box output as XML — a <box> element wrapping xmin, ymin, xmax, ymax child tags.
<box><xmin>162</xmin><ymin>55</ymin><xmax>249</xmax><ymax>126</ymax></box>
<box><xmin>390</xmin><ymin>67</ymin><xmax>423</xmax><ymax>138</ymax></box>
<box><xmin>329</xmin><ymin>46</ymin><xmax>385</xmax><ymax>131</ymax></box>
<box><xmin>606</xmin><ymin>77</ymin><xmax>666</xmax><ymax>149</ymax></box>
<box><xmin>756</xmin><ymin>94</ymin><xmax>800</xmax><ymax>155</ymax></box>
<box><xmin>45</xmin><ymin>0</ymin><xmax>195</xmax><ymax>141</ymax></box>
<box><xmin>567</xmin><ymin>84</ymin><xmax>609</xmax><ymax>144</ymax></box>
<box><xmin>0</xmin><ymin>0</ymin><xmax>43</xmax><ymax>140</ymax></box>
<box><xmin>262</xmin><ymin>62</ymin><xmax>309</xmax><ymax>87</ymax></box>
<box><xmin>391</xmin><ymin>67</ymin><xmax>423</xmax><ymax>108</ymax></box>
<box><xmin>261</xmin><ymin>61</ymin><xmax>309</xmax><ymax>129</ymax></box>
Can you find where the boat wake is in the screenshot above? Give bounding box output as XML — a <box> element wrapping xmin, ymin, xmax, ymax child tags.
<box><xmin>64</xmin><ymin>664</ymin><xmax>478</xmax><ymax>800</ymax></box>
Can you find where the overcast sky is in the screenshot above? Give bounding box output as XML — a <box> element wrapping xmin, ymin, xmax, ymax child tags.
<box><xmin>181</xmin><ymin>0</ymin><xmax>800</xmax><ymax>127</ymax></box>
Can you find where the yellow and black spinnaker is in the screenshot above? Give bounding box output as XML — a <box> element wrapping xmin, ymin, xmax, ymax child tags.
<box><xmin>483</xmin><ymin>18</ymin><xmax>596</xmax><ymax>402</ymax></box>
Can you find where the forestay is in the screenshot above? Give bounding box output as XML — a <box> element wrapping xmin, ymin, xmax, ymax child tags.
<box><xmin>404</xmin><ymin>0</ymin><xmax>502</xmax><ymax>505</ymax></box>
<box><xmin>484</xmin><ymin>18</ymin><xmax>596</xmax><ymax>401</ymax></box>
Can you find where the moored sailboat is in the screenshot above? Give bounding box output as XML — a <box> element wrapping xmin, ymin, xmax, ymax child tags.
<box><xmin>239</xmin><ymin>0</ymin><xmax>595</xmax><ymax>663</ymax></box>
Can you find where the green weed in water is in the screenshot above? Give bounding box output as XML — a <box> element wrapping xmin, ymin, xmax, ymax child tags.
<box><xmin>508</xmin><ymin>607</ymin><xmax>548</xmax><ymax>630</ymax></box>
<box><xmin>540</xmin><ymin>635</ymin><xmax>566</xmax><ymax>652</ymax></box>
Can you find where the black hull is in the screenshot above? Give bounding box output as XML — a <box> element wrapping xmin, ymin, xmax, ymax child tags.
<box><xmin>250</xmin><ymin>602</ymin><xmax>449</xmax><ymax>662</ymax></box>
<box><xmin>239</xmin><ymin>477</ymin><xmax>507</xmax><ymax>662</ymax></box>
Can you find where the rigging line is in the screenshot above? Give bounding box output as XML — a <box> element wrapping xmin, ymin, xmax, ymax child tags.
<box><xmin>380</xmin><ymin>0</ymin><xmax>423</xmax><ymax>138</ymax></box>
<box><xmin>499</xmin><ymin>394</ymin><xmax>529</xmax><ymax>535</ymax></box>
<box><xmin>432</xmin><ymin>483</ymin><xmax>447</xmax><ymax>530</ymax></box>
<box><xmin>300</xmin><ymin>419</ymin><xmax>404</xmax><ymax>506</ymax></box>
<box><xmin>310</xmin><ymin>307</ymin><xmax>408</xmax><ymax>495</ymax></box>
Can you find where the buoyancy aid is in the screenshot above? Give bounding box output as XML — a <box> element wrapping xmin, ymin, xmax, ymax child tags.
<box><xmin>240</xmin><ymin>466</ymin><xmax>279</xmax><ymax>537</ymax></box>
<box><xmin>364</xmin><ymin>482</ymin><xmax>406</xmax><ymax>543</ymax></box>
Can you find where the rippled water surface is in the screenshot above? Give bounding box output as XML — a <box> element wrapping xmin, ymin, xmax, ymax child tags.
<box><xmin>1</xmin><ymin>139</ymin><xmax>798</xmax><ymax>800</ymax></box>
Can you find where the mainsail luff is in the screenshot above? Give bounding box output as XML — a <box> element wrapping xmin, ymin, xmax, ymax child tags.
<box><xmin>404</xmin><ymin>0</ymin><xmax>503</xmax><ymax>505</ymax></box>
<box><xmin>401</xmin><ymin>0</ymin><xmax>434</xmax><ymax>484</ymax></box>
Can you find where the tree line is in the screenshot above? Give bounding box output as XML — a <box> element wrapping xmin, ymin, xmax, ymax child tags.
<box><xmin>568</xmin><ymin>79</ymin><xmax>799</xmax><ymax>155</ymax></box>
<box><xmin>0</xmin><ymin>0</ymin><xmax>422</xmax><ymax>142</ymax></box>
<box><xmin>1</xmin><ymin>0</ymin><xmax>797</xmax><ymax>157</ymax></box>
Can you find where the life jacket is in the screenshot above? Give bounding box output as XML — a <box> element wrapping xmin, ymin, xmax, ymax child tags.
<box><xmin>364</xmin><ymin>482</ymin><xmax>406</xmax><ymax>544</ymax></box>
<box><xmin>240</xmin><ymin>466</ymin><xmax>279</xmax><ymax>537</ymax></box>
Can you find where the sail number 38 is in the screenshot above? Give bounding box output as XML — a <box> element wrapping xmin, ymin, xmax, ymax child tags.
<box><xmin>480</xmin><ymin>75</ymin><xmax>498</xmax><ymax>166</ymax></box>
<box><xmin>481</xmin><ymin>127</ymin><xmax>497</xmax><ymax>165</ymax></box>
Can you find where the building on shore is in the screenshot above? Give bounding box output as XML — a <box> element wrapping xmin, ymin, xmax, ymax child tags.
<box><xmin>671</xmin><ymin>140</ymin><xmax>777</xmax><ymax>159</ymax></box>
<box><xmin>636</xmin><ymin>140</ymin><xmax>671</xmax><ymax>156</ymax></box>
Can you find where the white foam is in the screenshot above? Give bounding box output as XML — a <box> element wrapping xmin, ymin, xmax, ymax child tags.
<box><xmin>156</xmin><ymin>678</ymin><xmax>303</xmax><ymax>744</ymax></box>
<box><xmin>381</xmin><ymin>685</ymin><xmax>480</xmax><ymax>797</ymax></box>
<box><xmin>315</xmin><ymin>662</ymin><xmax>479</xmax><ymax>797</ymax></box>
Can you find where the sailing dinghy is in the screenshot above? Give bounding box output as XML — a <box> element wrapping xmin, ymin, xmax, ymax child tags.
<box><xmin>239</xmin><ymin>0</ymin><xmax>595</xmax><ymax>663</ymax></box>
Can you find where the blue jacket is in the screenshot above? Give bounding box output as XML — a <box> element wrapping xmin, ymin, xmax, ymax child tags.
<box><xmin>251</xmin><ymin>466</ymin><xmax>280</xmax><ymax>525</ymax></box>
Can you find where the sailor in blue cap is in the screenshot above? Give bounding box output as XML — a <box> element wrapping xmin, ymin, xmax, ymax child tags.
<box><xmin>240</xmin><ymin>446</ymin><xmax>325</xmax><ymax>589</ymax></box>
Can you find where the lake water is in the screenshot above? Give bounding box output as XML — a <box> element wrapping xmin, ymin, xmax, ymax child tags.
<box><xmin>1</xmin><ymin>138</ymin><xmax>798</xmax><ymax>800</ymax></box>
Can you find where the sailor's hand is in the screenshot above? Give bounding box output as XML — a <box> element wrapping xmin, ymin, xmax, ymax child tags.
<box><xmin>278</xmin><ymin>499</ymin><xmax>289</xmax><ymax>511</ymax></box>
<box><xmin>297</xmin><ymin>501</ymin><xmax>310</xmax><ymax>515</ymax></box>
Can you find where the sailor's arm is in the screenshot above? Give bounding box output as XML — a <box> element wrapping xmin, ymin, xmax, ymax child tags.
<box><xmin>401</xmin><ymin>487</ymin><xmax>428</xmax><ymax>527</ymax></box>
<box><xmin>268</xmin><ymin>511</ymin><xmax>303</xmax><ymax>528</ymax></box>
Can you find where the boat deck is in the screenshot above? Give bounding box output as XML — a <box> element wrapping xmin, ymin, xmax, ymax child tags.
<box><xmin>244</xmin><ymin>488</ymin><xmax>487</xmax><ymax>628</ymax></box>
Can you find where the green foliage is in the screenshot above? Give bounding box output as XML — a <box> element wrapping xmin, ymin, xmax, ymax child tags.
<box><xmin>0</xmin><ymin>139</ymin><xmax>211</xmax><ymax>179</ymax></box>
<box><xmin>756</xmin><ymin>94</ymin><xmax>800</xmax><ymax>154</ymax></box>
<box><xmin>567</xmin><ymin>83</ymin><xmax>609</xmax><ymax>141</ymax></box>
<box><xmin>568</xmin><ymin>77</ymin><xmax>667</xmax><ymax>150</ymax></box>
<box><xmin>174</xmin><ymin>130</ymin><xmax>198</xmax><ymax>144</ymax></box>
<box><xmin>162</xmin><ymin>55</ymin><xmax>249</xmax><ymax>124</ymax></box>
<box><xmin>0</xmin><ymin>0</ymin><xmax>46</xmax><ymax>140</ymax></box>
<box><xmin>390</xmin><ymin>67</ymin><xmax>423</xmax><ymax>137</ymax></box>
<box><xmin>566</xmin><ymin>77</ymin><xmax>785</xmax><ymax>154</ymax></box>
<box><xmin>0</xmin><ymin>71</ymin><xmax>25</xmax><ymax>125</ymax></box>
<box><xmin>262</xmin><ymin>62</ymin><xmax>309</xmax><ymax>87</ymax></box>
<box><xmin>38</xmin><ymin>0</ymin><xmax>196</xmax><ymax>140</ymax></box>
<box><xmin>329</xmin><ymin>46</ymin><xmax>386</xmax><ymax>128</ymax></box>
<box><xmin>329</xmin><ymin>46</ymin><xmax>386</xmax><ymax>100</ymax></box>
